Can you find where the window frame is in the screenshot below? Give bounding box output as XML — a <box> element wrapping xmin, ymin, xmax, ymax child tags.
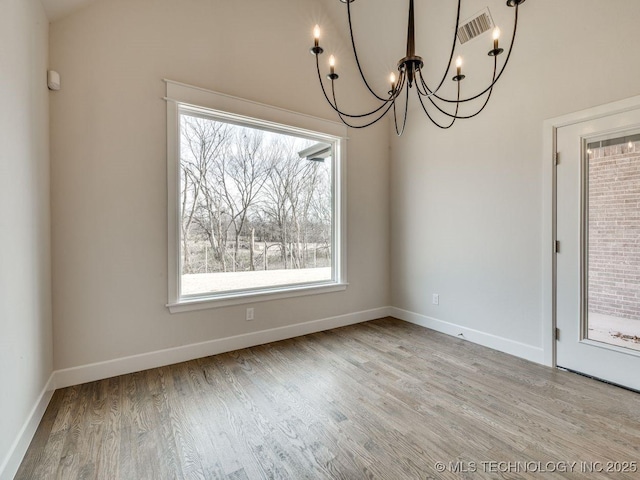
<box><xmin>165</xmin><ymin>80</ymin><xmax>347</xmax><ymax>313</ymax></box>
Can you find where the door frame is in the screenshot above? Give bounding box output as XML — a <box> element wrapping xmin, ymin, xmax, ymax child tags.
<box><xmin>542</xmin><ymin>94</ymin><xmax>640</xmax><ymax>367</ymax></box>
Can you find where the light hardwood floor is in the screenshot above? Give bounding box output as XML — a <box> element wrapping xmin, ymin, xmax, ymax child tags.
<box><xmin>15</xmin><ymin>318</ymin><xmax>640</xmax><ymax>479</ymax></box>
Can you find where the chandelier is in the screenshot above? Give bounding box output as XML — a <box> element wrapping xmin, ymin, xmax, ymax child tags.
<box><xmin>310</xmin><ymin>0</ymin><xmax>526</xmax><ymax>135</ymax></box>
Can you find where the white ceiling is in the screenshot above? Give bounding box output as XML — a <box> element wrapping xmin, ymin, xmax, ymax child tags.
<box><xmin>40</xmin><ymin>0</ymin><xmax>99</xmax><ymax>21</ymax></box>
<box><xmin>38</xmin><ymin>0</ymin><xmax>506</xmax><ymax>96</ymax></box>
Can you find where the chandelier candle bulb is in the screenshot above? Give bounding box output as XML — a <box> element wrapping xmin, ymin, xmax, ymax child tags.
<box><xmin>488</xmin><ymin>26</ymin><xmax>504</xmax><ymax>56</ymax></box>
<box><xmin>310</xmin><ymin>25</ymin><xmax>323</xmax><ymax>56</ymax></box>
<box><xmin>327</xmin><ymin>55</ymin><xmax>339</xmax><ymax>80</ymax></box>
<box><xmin>452</xmin><ymin>56</ymin><xmax>465</xmax><ymax>82</ymax></box>
<box><xmin>390</xmin><ymin>72</ymin><xmax>396</xmax><ymax>90</ymax></box>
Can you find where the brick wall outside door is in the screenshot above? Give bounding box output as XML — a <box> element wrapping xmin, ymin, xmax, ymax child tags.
<box><xmin>588</xmin><ymin>140</ymin><xmax>640</xmax><ymax>321</ymax></box>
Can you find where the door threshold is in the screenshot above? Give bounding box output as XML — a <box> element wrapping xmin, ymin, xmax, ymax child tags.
<box><xmin>557</xmin><ymin>366</ymin><xmax>640</xmax><ymax>395</ymax></box>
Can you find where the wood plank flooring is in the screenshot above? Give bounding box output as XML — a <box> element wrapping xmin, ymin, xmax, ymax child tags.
<box><xmin>15</xmin><ymin>318</ymin><xmax>640</xmax><ymax>479</ymax></box>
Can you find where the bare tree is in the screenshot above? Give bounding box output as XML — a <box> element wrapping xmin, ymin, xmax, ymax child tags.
<box><xmin>217</xmin><ymin>128</ymin><xmax>272</xmax><ymax>271</ymax></box>
<box><xmin>289</xmin><ymin>159</ymin><xmax>323</xmax><ymax>268</ymax></box>
<box><xmin>180</xmin><ymin>115</ymin><xmax>332</xmax><ymax>276</ymax></box>
<box><xmin>260</xmin><ymin>138</ymin><xmax>326</xmax><ymax>269</ymax></box>
<box><xmin>180</xmin><ymin>115</ymin><xmax>231</xmax><ymax>272</ymax></box>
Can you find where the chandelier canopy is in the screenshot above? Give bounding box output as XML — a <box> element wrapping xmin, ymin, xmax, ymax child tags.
<box><xmin>310</xmin><ymin>0</ymin><xmax>526</xmax><ymax>135</ymax></box>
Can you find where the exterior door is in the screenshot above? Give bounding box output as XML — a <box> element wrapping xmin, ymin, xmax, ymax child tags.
<box><xmin>556</xmin><ymin>108</ymin><xmax>640</xmax><ymax>391</ymax></box>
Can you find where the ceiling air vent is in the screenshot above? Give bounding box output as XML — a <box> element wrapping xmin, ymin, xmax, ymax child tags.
<box><xmin>457</xmin><ymin>7</ymin><xmax>495</xmax><ymax>45</ymax></box>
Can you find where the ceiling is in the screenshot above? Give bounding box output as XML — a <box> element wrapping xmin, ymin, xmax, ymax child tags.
<box><xmin>40</xmin><ymin>0</ymin><xmax>99</xmax><ymax>21</ymax></box>
<box><xmin>38</xmin><ymin>0</ymin><xmax>507</xmax><ymax>98</ymax></box>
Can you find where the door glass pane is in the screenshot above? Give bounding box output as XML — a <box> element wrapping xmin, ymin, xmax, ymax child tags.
<box><xmin>587</xmin><ymin>133</ymin><xmax>640</xmax><ymax>351</ymax></box>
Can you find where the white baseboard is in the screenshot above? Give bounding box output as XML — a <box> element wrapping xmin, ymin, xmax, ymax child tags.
<box><xmin>53</xmin><ymin>307</ymin><xmax>392</xmax><ymax>389</ymax></box>
<box><xmin>0</xmin><ymin>374</ymin><xmax>55</xmax><ymax>480</ymax></box>
<box><xmin>390</xmin><ymin>307</ymin><xmax>545</xmax><ymax>365</ymax></box>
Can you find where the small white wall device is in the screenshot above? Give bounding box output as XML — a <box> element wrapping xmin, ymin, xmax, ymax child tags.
<box><xmin>47</xmin><ymin>70</ymin><xmax>61</xmax><ymax>91</ymax></box>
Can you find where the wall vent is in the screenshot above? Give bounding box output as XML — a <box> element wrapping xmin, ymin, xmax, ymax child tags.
<box><xmin>457</xmin><ymin>7</ymin><xmax>495</xmax><ymax>45</ymax></box>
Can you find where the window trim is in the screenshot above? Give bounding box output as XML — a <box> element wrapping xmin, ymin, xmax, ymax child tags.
<box><xmin>164</xmin><ymin>80</ymin><xmax>348</xmax><ymax>313</ymax></box>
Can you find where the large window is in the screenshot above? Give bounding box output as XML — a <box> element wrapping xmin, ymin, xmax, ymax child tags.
<box><xmin>165</xmin><ymin>81</ymin><xmax>346</xmax><ymax>311</ymax></box>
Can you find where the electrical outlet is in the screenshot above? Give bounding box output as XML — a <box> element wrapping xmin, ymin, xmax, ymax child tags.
<box><xmin>246</xmin><ymin>308</ymin><xmax>254</xmax><ymax>321</ymax></box>
<box><xmin>432</xmin><ymin>294</ymin><xmax>439</xmax><ymax>305</ymax></box>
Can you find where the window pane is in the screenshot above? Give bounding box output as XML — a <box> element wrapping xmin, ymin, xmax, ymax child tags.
<box><xmin>178</xmin><ymin>112</ymin><xmax>334</xmax><ymax>298</ymax></box>
<box><xmin>587</xmin><ymin>134</ymin><xmax>640</xmax><ymax>351</ymax></box>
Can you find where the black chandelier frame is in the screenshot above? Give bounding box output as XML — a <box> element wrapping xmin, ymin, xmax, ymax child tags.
<box><xmin>310</xmin><ymin>0</ymin><xmax>526</xmax><ymax>135</ymax></box>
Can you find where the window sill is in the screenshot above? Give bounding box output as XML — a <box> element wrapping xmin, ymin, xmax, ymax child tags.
<box><xmin>167</xmin><ymin>282</ymin><xmax>348</xmax><ymax>313</ymax></box>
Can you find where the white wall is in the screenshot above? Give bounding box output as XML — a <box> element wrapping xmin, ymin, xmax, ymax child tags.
<box><xmin>0</xmin><ymin>0</ymin><xmax>52</xmax><ymax>476</ymax></box>
<box><xmin>49</xmin><ymin>0</ymin><xmax>390</xmax><ymax>371</ymax></box>
<box><xmin>390</xmin><ymin>0</ymin><xmax>640</xmax><ymax>359</ymax></box>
